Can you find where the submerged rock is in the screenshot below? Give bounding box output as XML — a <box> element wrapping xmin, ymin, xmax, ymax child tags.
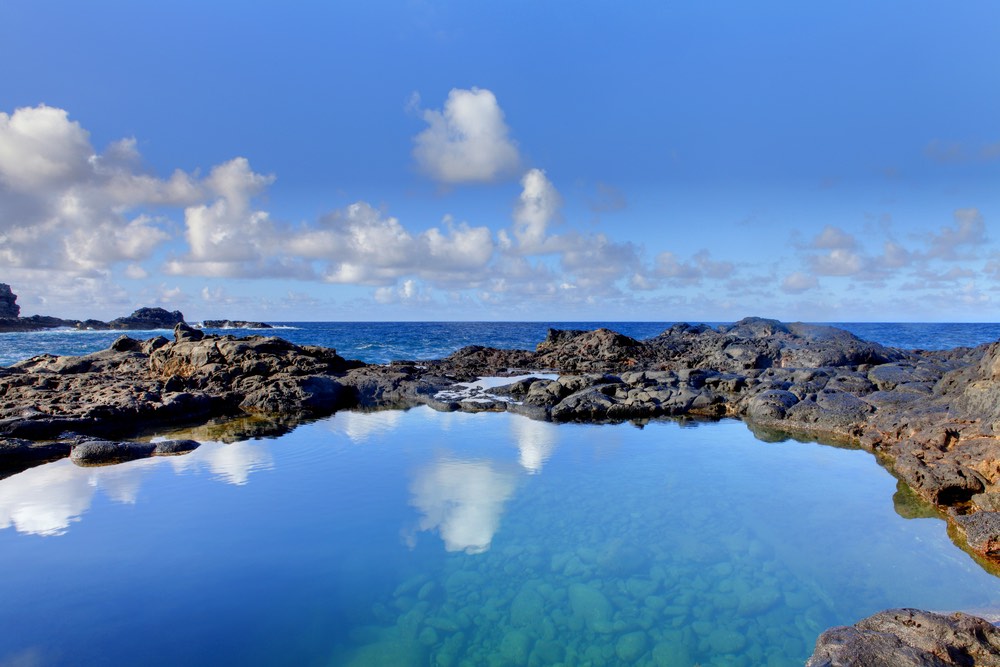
<box><xmin>568</xmin><ymin>583</ymin><xmax>613</xmax><ymax>633</ymax></box>
<box><xmin>70</xmin><ymin>438</ymin><xmax>199</xmax><ymax>465</ymax></box>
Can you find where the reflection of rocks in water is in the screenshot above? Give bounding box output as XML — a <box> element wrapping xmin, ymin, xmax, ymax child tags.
<box><xmin>409</xmin><ymin>458</ymin><xmax>516</xmax><ymax>554</ymax></box>
<box><xmin>511</xmin><ymin>416</ymin><xmax>557</xmax><ymax>474</ymax></box>
<box><xmin>155</xmin><ymin>413</ymin><xmax>311</xmax><ymax>444</ymax></box>
<box><xmin>893</xmin><ymin>480</ymin><xmax>942</xmax><ymax>520</ymax></box>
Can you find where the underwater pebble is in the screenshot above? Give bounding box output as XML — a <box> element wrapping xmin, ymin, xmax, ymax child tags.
<box><xmin>616</xmin><ymin>630</ymin><xmax>649</xmax><ymax>662</ymax></box>
<box><xmin>706</xmin><ymin>628</ymin><xmax>747</xmax><ymax>654</ymax></box>
<box><xmin>499</xmin><ymin>630</ymin><xmax>532</xmax><ymax>666</ymax></box>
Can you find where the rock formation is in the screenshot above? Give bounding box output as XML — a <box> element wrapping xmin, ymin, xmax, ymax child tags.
<box><xmin>0</xmin><ymin>284</ymin><xmax>190</xmax><ymax>332</ymax></box>
<box><xmin>0</xmin><ymin>283</ymin><xmax>20</xmax><ymax>319</ymax></box>
<box><xmin>107</xmin><ymin>307</ymin><xmax>185</xmax><ymax>329</ymax></box>
<box><xmin>807</xmin><ymin>608</ymin><xmax>1000</xmax><ymax>666</ymax></box>
<box><xmin>202</xmin><ymin>319</ymin><xmax>273</xmax><ymax>329</ymax></box>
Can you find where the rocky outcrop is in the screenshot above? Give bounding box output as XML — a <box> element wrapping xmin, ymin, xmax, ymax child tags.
<box><xmin>0</xmin><ymin>283</ymin><xmax>20</xmax><ymax>319</ymax></box>
<box><xmin>107</xmin><ymin>307</ymin><xmax>185</xmax><ymax>330</ymax></box>
<box><xmin>807</xmin><ymin>608</ymin><xmax>1000</xmax><ymax>666</ymax></box>
<box><xmin>0</xmin><ymin>283</ymin><xmax>208</xmax><ymax>332</ymax></box>
<box><xmin>0</xmin><ymin>323</ymin><xmax>367</xmax><ymax>468</ymax></box>
<box><xmin>202</xmin><ymin>320</ymin><xmax>273</xmax><ymax>329</ymax></box>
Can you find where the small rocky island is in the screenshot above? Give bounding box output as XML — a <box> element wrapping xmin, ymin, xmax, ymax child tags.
<box><xmin>0</xmin><ymin>283</ymin><xmax>271</xmax><ymax>332</ymax></box>
<box><xmin>5</xmin><ymin>305</ymin><xmax>1000</xmax><ymax>663</ymax></box>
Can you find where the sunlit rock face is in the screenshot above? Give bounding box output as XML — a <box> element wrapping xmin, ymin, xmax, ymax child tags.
<box><xmin>409</xmin><ymin>457</ymin><xmax>516</xmax><ymax>554</ymax></box>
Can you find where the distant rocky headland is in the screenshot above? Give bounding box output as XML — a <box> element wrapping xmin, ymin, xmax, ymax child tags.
<box><xmin>6</xmin><ymin>285</ymin><xmax>1000</xmax><ymax>661</ymax></box>
<box><xmin>0</xmin><ymin>283</ymin><xmax>269</xmax><ymax>332</ymax></box>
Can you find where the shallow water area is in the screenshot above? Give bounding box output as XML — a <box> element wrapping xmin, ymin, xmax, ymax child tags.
<box><xmin>2</xmin><ymin>408</ymin><xmax>1000</xmax><ymax>666</ymax></box>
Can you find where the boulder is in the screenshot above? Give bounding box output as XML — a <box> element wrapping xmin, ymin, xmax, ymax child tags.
<box><xmin>807</xmin><ymin>608</ymin><xmax>1000</xmax><ymax>666</ymax></box>
<box><xmin>70</xmin><ymin>438</ymin><xmax>199</xmax><ymax>465</ymax></box>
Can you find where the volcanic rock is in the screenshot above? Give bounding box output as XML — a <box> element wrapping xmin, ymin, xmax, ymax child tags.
<box><xmin>807</xmin><ymin>608</ymin><xmax>1000</xmax><ymax>666</ymax></box>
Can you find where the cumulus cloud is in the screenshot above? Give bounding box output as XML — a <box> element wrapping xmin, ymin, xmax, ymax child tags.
<box><xmin>653</xmin><ymin>250</ymin><xmax>735</xmax><ymax>285</ymax></box>
<box><xmin>412</xmin><ymin>87</ymin><xmax>520</xmax><ymax>183</ymax></box>
<box><xmin>809</xmin><ymin>248</ymin><xmax>865</xmax><ymax>276</ymax></box>
<box><xmin>781</xmin><ymin>271</ymin><xmax>819</xmax><ymax>294</ymax></box>
<box><xmin>0</xmin><ymin>105</ymin><xmax>200</xmax><ymax>283</ymax></box>
<box><xmin>923</xmin><ymin>208</ymin><xmax>986</xmax><ymax>260</ymax></box>
<box><xmin>374</xmin><ymin>279</ymin><xmax>429</xmax><ymax>304</ymax></box>
<box><xmin>165</xmin><ymin>158</ymin><xmax>286</xmax><ymax>278</ymax></box>
<box><xmin>287</xmin><ymin>202</ymin><xmax>495</xmax><ymax>286</ymax></box>
<box><xmin>812</xmin><ymin>225</ymin><xmax>858</xmax><ymax>250</ymax></box>
<box><xmin>499</xmin><ymin>168</ymin><xmax>563</xmax><ymax>254</ymax></box>
<box><xmin>0</xmin><ymin>105</ymin><xmax>92</xmax><ymax>190</ymax></box>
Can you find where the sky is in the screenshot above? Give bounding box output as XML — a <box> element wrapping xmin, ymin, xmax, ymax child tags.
<box><xmin>1</xmin><ymin>1</ymin><xmax>998</xmax><ymax>322</ymax></box>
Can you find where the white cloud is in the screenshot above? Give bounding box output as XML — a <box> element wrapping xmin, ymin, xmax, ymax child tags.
<box><xmin>413</xmin><ymin>87</ymin><xmax>520</xmax><ymax>183</ymax></box>
<box><xmin>653</xmin><ymin>249</ymin><xmax>734</xmax><ymax>285</ymax></box>
<box><xmin>561</xmin><ymin>234</ymin><xmax>640</xmax><ymax>286</ymax></box>
<box><xmin>286</xmin><ymin>202</ymin><xmax>495</xmax><ymax>286</ymax></box>
<box><xmin>125</xmin><ymin>263</ymin><xmax>149</xmax><ymax>280</ymax></box>
<box><xmin>0</xmin><ymin>105</ymin><xmax>91</xmax><ymax>191</ymax></box>
<box><xmin>374</xmin><ymin>278</ymin><xmax>429</xmax><ymax>304</ymax></box>
<box><xmin>166</xmin><ymin>158</ymin><xmax>280</xmax><ymax>277</ymax></box>
<box><xmin>781</xmin><ymin>271</ymin><xmax>819</xmax><ymax>294</ymax></box>
<box><xmin>880</xmin><ymin>241</ymin><xmax>912</xmax><ymax>269</ymax></box>
<box><xmin>812</xmin><ymin>225</ymin><xmax>858</xmax><ymax>250</ymax></box>
<box><xmin>503</xmin><ymin>168</ymin><xmax>563</xmax><ymax>254</ymax></box>
<box><xmin>0</xmin><ymin>104</ymin><xmax>205</xmax><ymax>302</ymax></box>
<box><xmin>923</xmin><ymin>208</ymin><xmax>986</xmax><ymax>260</ymax></box>
<box><xmin>810</xmin><ymin>248</ymin><xmax>864</xmax><ymax>276</ymax></box>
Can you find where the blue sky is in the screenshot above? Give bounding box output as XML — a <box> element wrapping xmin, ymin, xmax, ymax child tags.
<box><xmin>1</xmin><ymin>1</ymin><xmax>998</xmax><ymax>322</ymax></box>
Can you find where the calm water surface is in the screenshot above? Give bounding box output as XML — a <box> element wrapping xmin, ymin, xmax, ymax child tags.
<box><xmin>1</xmin><ymin>409</ymin><xmax>998</xmax><ymax>666</ymax></box>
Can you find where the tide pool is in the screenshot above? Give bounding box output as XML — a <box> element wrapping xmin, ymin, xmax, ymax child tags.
<box><xmin>1</xmin><ymin>408</ymin><xmax>998</xmax><ymax>666</ymax></box>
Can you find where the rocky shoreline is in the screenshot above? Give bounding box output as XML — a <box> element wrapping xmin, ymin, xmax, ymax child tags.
<box><xmin>4</xmin><ymin>316</ymin><xmax>1000</xmax><ymax>663</ymax></box>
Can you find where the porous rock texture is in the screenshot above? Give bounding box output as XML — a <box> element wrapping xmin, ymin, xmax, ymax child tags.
<box><xmin>806</xmin><ymin>608</ymin><xmax>1000</xmax><ymax>666</ymax></box>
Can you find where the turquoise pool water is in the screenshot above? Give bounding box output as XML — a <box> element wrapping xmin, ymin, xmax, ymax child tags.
<box><xmin>1</xmin><ymin>408</ymin><xmax>998</xmax><ymax>666</ymax></box>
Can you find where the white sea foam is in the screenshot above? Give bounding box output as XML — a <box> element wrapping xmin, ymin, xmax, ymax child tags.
<box><xmin>434</xmin><ymin>373</ymin><xmax>558</xmax><ymax>404</ymax></box>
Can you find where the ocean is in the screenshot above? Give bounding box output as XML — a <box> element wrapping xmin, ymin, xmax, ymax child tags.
<box><xmin>1</xmin><ymin>321</ymin><xmax>999</xmax><ymax>666</ymax></box>
<box><xmin>2</xmin><ymin>320</ymin><xmax>999</xmax><ymax>368</ymax></box>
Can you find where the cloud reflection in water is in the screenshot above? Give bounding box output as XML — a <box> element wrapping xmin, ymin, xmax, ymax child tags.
<box><xmin>409</xmin><ymin>457</ymin><xmax>517</xmax><ymax>554</ymax></box>
<box><xmin>512</xmin><ymin>416</ymin><xmax>558</xmax><ymax>474</ymax></box>
<box><xmin>0</xmin><ymin>440</ymin><xmax>273</xmax><ymax>536</ymax></box>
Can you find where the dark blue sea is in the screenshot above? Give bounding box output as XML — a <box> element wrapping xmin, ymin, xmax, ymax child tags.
<box><xmin>2</xmin><ymin>321</ymin><xmax>1000</xmax><ymax>666</ymax></box>
<box><xmin>2</xmin><ymin>320</ymin><xmax>998</xmax><ymax>367</ymax></box>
